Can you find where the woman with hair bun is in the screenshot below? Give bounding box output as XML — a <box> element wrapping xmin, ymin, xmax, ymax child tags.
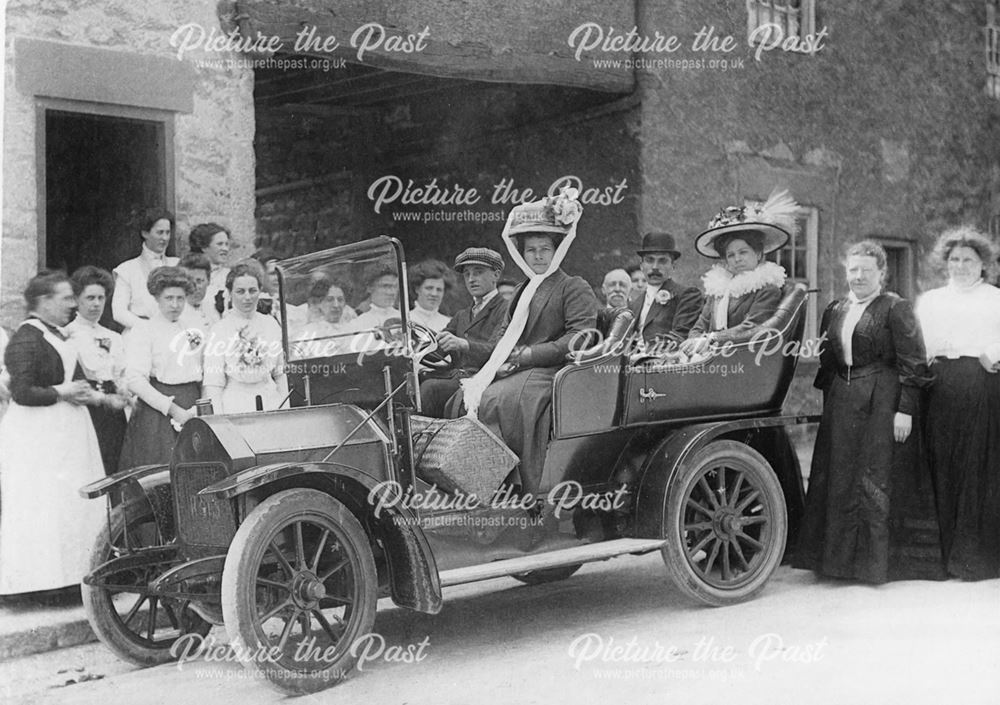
<box><xmin>66</xmin><ymin>265</ymin><xmax>129</xmax><ymax>476</ymax></box>
<box><xmin>0</xmin><ymin>271</ymin><xmax>105</xmax><ymax>596</ymax></box>
<box><xmin>794</xmin><ymin>240</ymin><xmax>942</xmax><ymax>583</ymax></box>
<box><xmin>118</xmin><ymin>266</ymin><xmax>204</xmax><ymax>470</ymax></box>
<box><xmin>408</xmin><ymin>259</ymin><xmax>453</xmax><ymax>331</ymax></box>
<box><xmin>916</xmin><ymin>226</ymin><xmax>1000</xmax><ymax>580</ymax></box>
<box><xmin>203</xmin><ymin>259</ymin><xmax>287</xmax><ymax>414</ymax></box>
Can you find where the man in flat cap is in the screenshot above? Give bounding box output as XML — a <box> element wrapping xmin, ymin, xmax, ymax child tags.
<box><xmin>630</xmin><ymin>231</ymin><xmax>702</xmax><ymax>350</ymax></box>
<box><xmin>419</xmin><ymin>247</ymin><xmax>509</xmax><ymax>417</ymax></box>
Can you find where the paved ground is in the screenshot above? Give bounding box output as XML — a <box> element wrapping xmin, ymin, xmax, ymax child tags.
<box><xmin>2</xmin><ymin>557</ymin><xmax>997</xmax><ymax>705</ymax></box>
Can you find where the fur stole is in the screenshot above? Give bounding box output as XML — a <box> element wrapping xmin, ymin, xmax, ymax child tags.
<box><xmin>702</xmin><ymin>261</ymin><xmax>786</xmax><ymax>298</ymax></box>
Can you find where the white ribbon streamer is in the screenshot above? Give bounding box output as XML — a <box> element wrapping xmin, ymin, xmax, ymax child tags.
<box><xmin>460</xmin><ymin>200</ymin><xmax>580</xmax><ymax>417</ymax></box>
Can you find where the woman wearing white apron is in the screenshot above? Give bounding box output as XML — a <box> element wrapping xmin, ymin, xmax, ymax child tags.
<box><xmin>0</xmin><ymin>271</ymin><xmax>106</xmax><ymax>596</ymax></box>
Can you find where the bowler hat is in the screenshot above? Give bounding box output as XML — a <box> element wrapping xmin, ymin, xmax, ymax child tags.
<box><xmin>454</xmin><ymin>247</ymin><xmax>504</xmax><ymax>273</ymax></box>
<box><xmin>637</xmin><ymin>231</ymin><xmax>681</xmax><ymax>259</ymax></box>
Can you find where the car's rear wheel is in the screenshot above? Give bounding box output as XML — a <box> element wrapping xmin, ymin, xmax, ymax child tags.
<box><xmin>661</xmin><ymin>440</ymin><xmax>787</xmax><ymax>606</ymax></box>
<box><xmin>221</xmin><ymin>489</ymin><xmax>377</xmax><ymax>694</ymax></box>
<box><xmin>82</xmin><ymin>503</ymin><xmax>211</xmax><ymax>666</ymax></box>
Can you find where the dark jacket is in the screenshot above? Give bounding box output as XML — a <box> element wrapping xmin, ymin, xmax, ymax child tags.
<box><xmin>689</xmin><ymin>285</ymin><xmax>783</xmax><ymax>344</ymax></box>
<box><xmin>490</xmin><ymin>269</ymin><xmax>599</xmax><ymax>368</ymax></box>
<box><xmin>813</xmin><ymin>293</ymin><xmax>932</xmax><ymax>415</ymax></box>
<box><xmin>628</xmin><ymin>279</ymin><xmax>703</xmax><ymax>345</ymax></box>
<box><xmin>4</xmin><ymin>318</ymin><xmax>85</xmax><ymax>406</ymax></box>
<box><xmin>441</xmin><ymin>292</ymin><xmax>507</xmax><ymax>371</ymax></box>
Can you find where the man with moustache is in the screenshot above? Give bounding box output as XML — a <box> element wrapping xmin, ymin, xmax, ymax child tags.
<box><xmin>419</xmin><ymin>248</ymin><xmax>508</xmax><ymax>417</ymax></box>
<box><xmin>629</xmin><ymin>231</ymin><xmax>702</xmax><ymax>351</ymax></box>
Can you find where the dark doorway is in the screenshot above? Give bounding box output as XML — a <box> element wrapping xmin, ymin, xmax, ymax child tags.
<box><xmin>44</xmin><ymin>110</ymin><xmax>169</xmax><ymax>276</ymax></box>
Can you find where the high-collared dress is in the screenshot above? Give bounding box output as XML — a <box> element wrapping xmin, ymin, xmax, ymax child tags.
<box><xmin>65</xmin><ymin>316</ymin><xmax>128</xmax><ymax>475</ymax></box>
<box><xmin>204</xmin><ymin>310</ymin><xmax>285</xmax><ymax>414</ymax></box>
<box><xmin>794</xmin><ymin>292</ymin><xmax>942</xmax><ymax>583</ymax></box>
<box><xmin>408</xmin><ymin>305</ymin><xmax>451</xmax><ymax>332</ymax></box>
<box><xmin>118</xmin><ymin>312</ymin><xmax>204</xmax><ymax>470</ymax></box>
<box><xmin>111</xmin><ymin>244</ymin><xmax>179</xmax><ymax>330</ymax></box>
<box><xmin>916</xmin><ymin>279</ymin><xmax>1000</xmax><ymax>580</ymax></box>
<box><xmin>688</xmin><ymin>261</ymin><xmax>786</xmax><ymax>344</ymax></box>
<box><xmin>0</xmin><ymin>317</ymin><xmax>105</xmax><ymax>593</ymax></box>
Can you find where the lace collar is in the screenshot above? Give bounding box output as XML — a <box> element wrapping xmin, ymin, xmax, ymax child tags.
<box><xmin>702</xmin><ymin>261</ymin><xmax>786</xmax><ymax>298</ymax></box>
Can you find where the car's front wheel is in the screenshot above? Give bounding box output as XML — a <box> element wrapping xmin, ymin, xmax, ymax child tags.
<box><xmin>82</xmin><ymin>502</ymin><xmax>211</xmax><ymax>666</ymax></box>
<box><xmin>221</xmin><ymin>488</ymin><xmax>377</xmax><ymax>694</ymax></box>
<box><xmin>661</xmin><ymin>440</ymin><xmax>787</xmax><ymax>606</ymax></box>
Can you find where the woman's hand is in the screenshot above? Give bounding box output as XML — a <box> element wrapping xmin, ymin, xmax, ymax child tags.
<box><xmin>169</xmin><ymin>404</ymin><xmax>195</xmax><ymax>427</ymax></box>
<box><xmin>679</xmin><ymin>336</ymin><xmax>711</xmax><ymax>357</ymax></box>
<box><xmin>55</xmin><ymin>380</ymin><xmax>94</xmax><ymax>405</ymax></box>
<box><xmin>893</xmin><ymin>412</ymin><xmax>912</xmax><ymax>443</ymax></box>
<box><xmin>103</xmin><ymin>393</ymin><xmax>129</xmax><ymax>411</ymax></box>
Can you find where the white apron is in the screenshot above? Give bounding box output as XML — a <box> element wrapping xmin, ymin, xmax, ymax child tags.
<box><xmin>0</xmin><ymin>320</ymin><xmax>106</xmax><ymax>594</ymax></box>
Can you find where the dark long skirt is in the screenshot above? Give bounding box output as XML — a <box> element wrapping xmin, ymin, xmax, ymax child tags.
<box><xmin>794</xmin><ymin>368</ymin><xmax>945</xmax><ymax>583</ymax></box>
<box><xmin>477</xmin><ymin>367</ymin><xmax>557</xmax><ymax>496</ymax></box>
<box><xmin>87</xmin><ymin>404</ymin><xmax>127</xmax><ymax>476</ymax></box>
<box><xmin>118</xmin><ymin>380</ymin><xmax>200</xmax><ymax>471</ymax></box>
<box><xmin>925</xmin><ymin>358</ymin><xmax>1000</xmax><ymax>580</ymax></box>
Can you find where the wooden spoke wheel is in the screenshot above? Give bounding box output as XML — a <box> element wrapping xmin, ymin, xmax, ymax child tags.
<box><xmin>221</xmin><ymin>489</ymin><xmax>377</xmax><ymax>694</ymax></box>
<box><xmin>82</xmin><ymin>504</ymin><xmax>211</xmax><ymax>666</ymax></box>
<box><xmin>661</xmin><ymin>440</ymin><xmax>787</xmax><ymax>606</ymax></box>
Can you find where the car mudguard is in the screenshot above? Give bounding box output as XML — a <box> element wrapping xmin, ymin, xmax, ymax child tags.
<box><xmin>200</xmin><ymin>461</ymin><xmax>443</xmax><ymax>615</ymax></box>
<box><xmin>632</xmin><ymin>415</ymin><xmax>812</xmax><ymax>540</ymax></box>
<box><xmin>79</xmin><ymin>464</ymin><xmax>176</xmax><ymax>542</ymax></box>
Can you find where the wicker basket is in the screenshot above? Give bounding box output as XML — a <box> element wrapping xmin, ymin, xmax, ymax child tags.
<box><xmin>409</xmin><ymin>415</ymin><xmax>518</xmax><ymax>503</ymax></box>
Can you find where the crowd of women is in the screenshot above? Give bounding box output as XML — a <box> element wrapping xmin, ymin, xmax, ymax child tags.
<box><xmin>1</xmin><ymin>193</ymin><xmax>998</xmax><ymax>600</ymax></box>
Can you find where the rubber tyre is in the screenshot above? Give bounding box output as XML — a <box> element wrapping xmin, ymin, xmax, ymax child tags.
<box><xmin>511</xmin><ymin>564</ymin><xmax>582</xmax><ymax>585</ymax></box>
<box><xmin>221</xmin><ymin>488</ymin><xmax>377</xmax><ymax>694</ymax></box>
<box><xmin>661</xmin><ymin>440</ymin><xmax>787</xmax><ymax>607</ymax></box>
<box><xmin>82</xmin><ymin>503</ymin><xmax>211</xmax><ymax>666</ymax></box>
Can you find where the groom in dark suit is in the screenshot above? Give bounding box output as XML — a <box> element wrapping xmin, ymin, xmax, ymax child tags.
<box><xmin>629</xmin><ymin>231</ymin><xmax>703</xmax><ymax>350</ymax></box>
<box><xmin>419</xmin><ymin>247</ymin><xmax>508</xmax><ymax>417</ymax></box>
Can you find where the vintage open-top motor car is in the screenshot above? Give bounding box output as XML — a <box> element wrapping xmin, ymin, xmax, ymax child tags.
<box><xmin>80</xmin><ymin>236</ymin><xmax>813</xmax><ymax>693</ymax></box>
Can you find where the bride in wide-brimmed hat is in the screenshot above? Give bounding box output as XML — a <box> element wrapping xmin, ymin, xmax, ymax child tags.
<box><xmin>679</xmin><ymin>190</ymin><xmax>796</xmax><ymax>356</ymax></box>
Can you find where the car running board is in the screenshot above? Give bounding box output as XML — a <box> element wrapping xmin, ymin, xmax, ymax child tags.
<box><xmin>438</xmin><ymin>538</ymin><xmax>667</xmax><ymax>587</ymax></box>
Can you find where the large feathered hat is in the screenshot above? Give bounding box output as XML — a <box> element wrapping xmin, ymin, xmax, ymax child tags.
<box><xmin>695</xmin><ymin>190</ymin><xmax>798</xmax><ymax>258</ymax></box>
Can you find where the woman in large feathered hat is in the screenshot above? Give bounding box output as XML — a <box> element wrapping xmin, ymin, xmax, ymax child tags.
<box><xmin>680</xmin><ymin>190</ymin><xmax>797</xmax><ymax>355</ymax></box>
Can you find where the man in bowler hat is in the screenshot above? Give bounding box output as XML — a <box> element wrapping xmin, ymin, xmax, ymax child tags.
<box><xmin>419</xmin><ymin>247</ymin><xmax>508</xmax><ymax>417</ymax></box>
<box><xmin>630</xmin><ymin>231</ymin><xmax>702</xmax><ymax>349</ymax></box>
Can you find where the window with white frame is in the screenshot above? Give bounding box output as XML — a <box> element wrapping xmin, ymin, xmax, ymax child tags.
<box><xmin>765</xmin><ymin>205</ymin><xmax>819</xmax><ymax>343</ymax></box>
<box><xmin>746</xmin><ymin>0</ymin><xmax>816</xmax><ymax>47</ymax></box>
<box><xmin>989</xmin><ymin>1</ymin><xmax>1000</xmax><ymax>99</ymax></box>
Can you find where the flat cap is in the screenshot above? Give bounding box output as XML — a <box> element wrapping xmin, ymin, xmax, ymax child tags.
<box><xmin>454</xmin><ymin>247</ymin><xmax>504</xmax><ymax>273</ymax></box>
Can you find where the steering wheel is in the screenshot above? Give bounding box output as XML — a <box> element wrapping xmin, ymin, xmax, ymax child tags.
<box><xmin>376</xmin><ymin>319</ymin><xmax>452</xmax><ymax>370</ymax></box>
<box><xmin>408</xmin><ymin>322</ymin><xmax>452</xmax><ymax>370</ymax></box>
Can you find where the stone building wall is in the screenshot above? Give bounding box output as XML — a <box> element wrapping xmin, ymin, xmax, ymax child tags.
<box><xmin>1</xmin><ymin>0</ymin><xmax>256</xmax><ymax>328</ymax></box>
<box><xmin>634</xmin><ymin>0</ymin><xmax>1000</xmax><ymax>414</ymax></box>
<box><xmin>253</xmin><ymin>80</ymin><xmax>641</xmax><ymax>312</ymax></box>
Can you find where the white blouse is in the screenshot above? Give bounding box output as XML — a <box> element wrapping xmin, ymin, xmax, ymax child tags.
<box><xmin>409</xmin><ymin>306</ymin><xmax>451</xmax><ymax>331</ymax></box>
<box><xmin>124</xmin><ymin>313</ymin><xmax>205</xmax><ymax>415</ymax></box>
<box><xmin>65</xmin><ymin>317</ymin><xmax>125</xmax><ymax>386</ymax></box>
<box><xmin>111</xmin><ymin>245</ymin><xmax>178</xmax><ymax>329</ymax></box>
<box><xmin>203</xmin><ymin>310</ymin><xmax>284</xmax><ymax>388</ymax></box>
<box><xmin>916</xmin><ymin>281</ymin><xmax>1000</xmax><ymax>363</ymax></box>
<box><xmin>839</xmin><ymin>291</ymin><xmax>878</xmax><ymax>367</ymax></box>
